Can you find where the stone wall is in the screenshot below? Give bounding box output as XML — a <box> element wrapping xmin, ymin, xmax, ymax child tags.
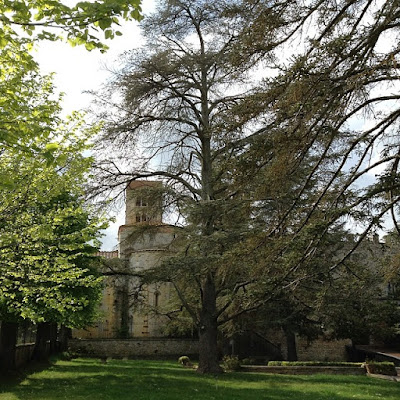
<box><xmin>69</xmin><ymin>338</ymin><xmax>199</xmax><ymax>359</ymax></box>
<box><xmin>69</xmin><ymin>335</ymin><xmax>350</xmax><ymax>362</ymax></box>
<box><xmin>296</xmin><ymin>337</ymin><xmax>351</xmax><ymax>361</ymax></box>
<box><xmin>253</xmin><ymin>330</ymin><xmax>351</xmax><ymax>362</ymax></box>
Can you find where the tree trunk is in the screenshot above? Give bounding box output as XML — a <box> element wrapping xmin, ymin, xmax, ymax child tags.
<box><xmin>197</xmin><ymin>276</ymin><xmax>223</xmax><ymax>374</ymax></box>
<box><xmin>32</xmin><ymin>322</ymin><xmax>51</xmax><ymax>361</ymax></box>
<box><xmin>0</xmin><ymin>321</ymin><xmax>18</xmax><ymax>371</ymax></box>
<box><xmin>49</xmin><ymin>323</ymin><xmax>58</xmax><ymax>354</ymax></box>
<box><xmin>285</xmin><ymin>329</ymin><xmax>298</xmax><ymax>361</ymax></box>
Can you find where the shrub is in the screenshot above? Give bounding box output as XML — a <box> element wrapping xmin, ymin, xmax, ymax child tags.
<box><xmin>268</xmin><ymin>361</ymin><xmax>364</xmax><ymax>367</ymax></box>
<box><xmin>178</xmin><ymin>356</ymin><xmax>191</xmax><ymax>366</ymax></box>
<box><xmin>365</xmin><ymin>361</ymin><xmax>397</xmax><ymax>376</ymax></box>
<box><xmin>241</xmin><ymin>357</ymin><xmax>257</xmax><ymax>365</ymax></box>
<box><xmin>58</xmin><ymin>351</ymin><xmax>74</xmax><ymax>361</ymax></box>
<box><xmin>222</xmin><ymin>355</ymin><xmax>241</xmax><ymax>371</ymax></box>
<box><xmin>49</xmin><ymin>351</ymin><xmax>76</xmax><ymax>362</ymax></box>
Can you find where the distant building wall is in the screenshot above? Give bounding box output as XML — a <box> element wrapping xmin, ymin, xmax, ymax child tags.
<box><xmin>73</xmin><ymin>280</ymin><xmax>120</xmax><ymax>339</ymax></box>
<box><xmin>69</xmin><ymin>338</ymin><xmax>199</xmax><ymax>359</ymax></box>
<box><xmin>296</xmin><ymin>337</ymin><xmax>351</xmax><ymax>361</ymax></box>
<box><xmin>264</xmin><ymin>330</ymin><xmax>351</xmax><ymax>361</ymax></box>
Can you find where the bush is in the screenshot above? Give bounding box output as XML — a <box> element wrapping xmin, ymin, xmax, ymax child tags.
<box><xmin>49</xmin><ymin>351</ymin><xmax>76</xmax><ymax>362</ymax></box>
<box><xmin>268</xmin><ymin>361</ymin><xmax>364</xmax><ymax>367</ymax></box>
<box><xmin>222</xmin><ymin>355</ymin><xmax>241</xmax><ymax>371</ymax></box>
<box><xmin>58</xmin><ymin>351</ymin><xmax>74</xmax><ymax>361</ymax></box>
<box><xmin>241</xmin><ymin>357</ymin><xmax>258</xmax><ymax>365</ymax></box>
<box><xmin>365</xmin><ymin>361</ymin><xmax>397</xmax><ymax>376</ymax></box>
<box><xmin>178</xmin><ymin>356</ymin><xmax>191</xmax><ymax>366</ymax></box>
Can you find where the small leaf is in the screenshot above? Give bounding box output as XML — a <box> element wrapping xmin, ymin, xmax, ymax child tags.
<box><xmin>45</xmin><ymin>142</ymin><xmax>59</xmax><ymax>152</ymax></box>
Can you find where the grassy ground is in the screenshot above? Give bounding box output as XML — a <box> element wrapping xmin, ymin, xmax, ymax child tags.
<box><xmin>0</xmin><ymin>358</ymin><xmax>399</xmax><ymax>400</ymax></box>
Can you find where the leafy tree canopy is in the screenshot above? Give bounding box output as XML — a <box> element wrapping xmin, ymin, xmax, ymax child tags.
<box><xmin>0</xmin><ymin>0</ymin><xmax>143</xmax><ymax>51</ymax></box>
<box><xmin>0</xmin><ymin>59</ymin><xmax>107</xmax><ymax>326</ymax></box>
<box><xmin>0</xmin><ymin>41</ymin><xmax>62</xmax><ymax>162</ymax></box>
<box><xmin>0</xmin><ymin>0</ymin><xmax>143</xmax><ymax>151</ymax></box>
<box><xmin>0</xmin><ymin>134</ymin><xmax>107</xmax><ymax>327</ymax></box>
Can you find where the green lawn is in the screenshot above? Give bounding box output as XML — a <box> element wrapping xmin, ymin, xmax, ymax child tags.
<box><xmin>0</xmin><ymin>358</ymin><xmax>399</xmax><ymax>400</ymax></box>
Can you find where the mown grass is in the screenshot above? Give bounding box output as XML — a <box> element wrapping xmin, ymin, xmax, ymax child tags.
<box><xmin>0</xmin><ymin>358</ymin><xmax>399</xmax><ymax>400</ymax></box>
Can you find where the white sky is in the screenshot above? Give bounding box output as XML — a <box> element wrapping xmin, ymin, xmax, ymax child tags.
<box><xmin>33</xmin><ymin>0</ymin><xmax>155</xmax><ymax>250</ymax></box>
<box><xmin>34</xmin><ymin>0</ymin><xmax>155</xmax><ymax>115</ymax></box>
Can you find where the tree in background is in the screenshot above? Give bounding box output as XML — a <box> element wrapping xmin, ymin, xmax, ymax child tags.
<box><xmin>318</xmin><ymin>258</ymin><xmax>400</xmax><ymax>347</ymax></box>
<box><xmin>228</xmin><ymin>232</ymin><xmax>400</xmax><ymax>361</ymax></box>
<box><xmin>91</xmin><ymin>0</ymin><xmax>400</xmax><ymax>373</ymax></box>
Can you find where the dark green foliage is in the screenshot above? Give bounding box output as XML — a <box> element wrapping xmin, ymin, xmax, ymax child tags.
<box><xmin>268</xmin><ymin>361</ymin><xmax>363</xmax><ymax>367</ymax></box>
<box><xmin>318</xmin><ymin>254</ymin><xmax>400</xmax><ymax>345</ymax></box>
<box><xmin>222</xmin><ymin>355</ymin><xmax>241</xmax><ymax>371</ymax></box>
<box><xmin>365</xmin><ymin>361</ymin><xmax>397</xmax><ymax>376</ymax></box>
<box><xmin>240</xmin><ymin>358</ymin><xmax>256</xmax><ymax>365</ymax></box>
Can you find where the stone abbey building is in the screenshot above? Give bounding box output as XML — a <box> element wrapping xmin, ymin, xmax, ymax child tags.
<box><xmin>73</xmin><ymin>181</ymin><xmax>176</xmax><ymax>339</ymax></box>
<box><xmin>71</xmin><ymin>181</ymin><xmax>397</xmax><ymax>361</ymax></box>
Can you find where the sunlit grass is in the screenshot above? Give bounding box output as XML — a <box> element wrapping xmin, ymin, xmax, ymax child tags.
<box><xmin>0</xmin><ymin>358</ymin><xmax>399</xmax><ymax>399</ymax></box>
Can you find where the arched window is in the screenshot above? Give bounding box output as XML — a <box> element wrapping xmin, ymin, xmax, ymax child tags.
<box><xmin>135</xmin><ymin>213</ymin><xmax>151</xmax><ymax>223</ymax></box>
<box><xmin>136</xmin><ymin>197</ymin><xmax>147</xmax><ymax>207</ymax></box>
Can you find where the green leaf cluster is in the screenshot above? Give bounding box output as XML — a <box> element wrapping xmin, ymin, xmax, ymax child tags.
<box><xmin>0</xmin><ymin>0</ymin><xmax>143</xmax><ymax>52</ymax></box>
<box><xmin>0</xmin><ymin>39</ymin><xmax>60</xmax><ymax>153</ymax></box>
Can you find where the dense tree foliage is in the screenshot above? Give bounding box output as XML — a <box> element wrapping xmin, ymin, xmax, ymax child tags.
<box><xmin>0</xmin><ymin>40</ymin><xmax>60</xmax><ymax>162</ymax></box>
<box><xmin>232</xmin><ymin>233</ymin><xmax>400</xmax><ymax>359</ymax></box>
<box><xmin>0</xmin><ymin>77</ymin><xmax>107</xmax><ymax>367</ymax></box>
<box><xmin>0</xmin><ymin>128</ymin><xmax>106</xmax><ymax>328</ymax></box>
<box><xmin>92</xmin><ymin>0</ymin><xmax>400</xmax><ymax>372</ymax></box>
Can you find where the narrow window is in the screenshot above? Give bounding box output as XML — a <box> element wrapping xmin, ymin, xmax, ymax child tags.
<box><xmin>154</xmin><ymin>291</ymin><xmax>160</xmax><ymax>307</ymax></box>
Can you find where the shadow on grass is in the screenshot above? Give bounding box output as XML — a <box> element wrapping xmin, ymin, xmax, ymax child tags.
<box><xmin>0</xmin><ymin>360</ymin><xmax>52</xmax><ymax>386</ymax></box>
<box><xmin>1</xmin><ymin>359</ymin><xmax>399</xmax><ymax>400</ymax></box>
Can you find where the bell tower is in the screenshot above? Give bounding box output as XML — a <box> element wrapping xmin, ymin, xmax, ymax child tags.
<box><xmin>125</xmin><ymin>180</ymin><xmax>163</xmax><ymax>225</ymax></box>
<box><xmin>118</xmin><ymin>180</ymin><xmax>168</xmax><ymax>259</ymax></box>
